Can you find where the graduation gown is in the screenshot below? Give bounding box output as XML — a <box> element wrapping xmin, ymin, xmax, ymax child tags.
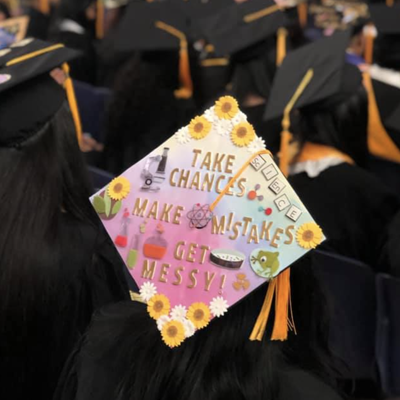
<box><xmin>54</xmin><ymin>301</ymin><xmax>343</xmax><ymax>400</ymax></box>
<box><xmin>289</xmin><ymin>163</ymin><xmax>399</xmax><ymax>269</ymax></box>
<box><xmin>0</xmin><ymin>213</ymin><xmax>130</xmax><ymax>400</ymax></box>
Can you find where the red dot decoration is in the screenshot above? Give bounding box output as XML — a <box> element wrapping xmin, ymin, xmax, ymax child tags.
<box><xmin>265</xmin><ymin>208</ymin><xmax>272</xmax><ymax>216</ymax></box>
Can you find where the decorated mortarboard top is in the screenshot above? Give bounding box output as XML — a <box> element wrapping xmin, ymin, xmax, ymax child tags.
<box><xmin>264</xmin><ymin>30</ymin><xmax>362</xmax><ymax>122</ymax></box>
<box><xmin>196</xmin><ymin>0</ymin><xmax>289</xmax><ymax>57</ymax></box>
<box><xmin>0</xmin><ymin>38</ymin><xmax>81</xmax><ymax>146</ymax></box>
<box><xmin>368</xmin><ymin>3</ymin><xmax>400</xmax><ymax>35</ymax></box>
<box><xmin>91</xmin><ymin>95</ymin><xmax>325</xmax><ymax>348</ymax></box>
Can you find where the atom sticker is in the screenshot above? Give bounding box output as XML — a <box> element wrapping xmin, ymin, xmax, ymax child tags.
<box><xmin>187</xmin><ymin>203</ymin><xmax>213</xmax><ymax>229</ymax></box>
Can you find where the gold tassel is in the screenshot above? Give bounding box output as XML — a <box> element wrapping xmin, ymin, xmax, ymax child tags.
<box><xmin>243</xmin><ymin>4</ymin><xmax>280</xmax><ymax>24</ymax></box>
<box><xmin>155</xmin><ymin>21</ymin><xmax>193</xmax><ymax>99</ymax></box>
<box><xmin>386</xmin><ymin>0</ymin><xmax>394</xmax><ymax>6</ymax></box>
<box><xmin>96</xmin><ymin>0</ymin><xmax>105</xmax><ymax>40</ymax></box>
<box><xmin>364</xmin><ymin>27</ymin><xmax>375</xmax><ymax>65</ymax></box>
<box><xmin>38</xmin><ymin>0</ymin><xmax>50</xmax><ymax>14</ymax></box>
<box><xmin>276</xmin><ymin>27</ymin><xmax>287</xmax><ymax>67</ymax></box>
<box><xmin>62</xmin><ymin>63</ymin><xmax>83</xmax><ymax>145</ymax></box>
<box><xmin>297</xmin><ymin>2</ymin><xmax>308</xmax><ymax>28</ymax></box>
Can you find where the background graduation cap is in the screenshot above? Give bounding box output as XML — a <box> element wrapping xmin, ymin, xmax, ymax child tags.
<box><xmin>91</xmin><ymin>94</ymin><xmax>325</xmax><ymax>348</ymax></box>
<box><xmin>0</xmin><ymin>39</ymin><xmax>82</xmax><ymax>146</ymax></box>
<box><xmin>115</xmin><ymin>1</ymin><xmax>193</xmax><ymax>99</ymax></box>
<box><xmin>264</xmin><ymin>30</ymin><xmax>361</xmax><ymax>175</ymax></box>
<box><xmin>196</xmin><ymin>0</ymin><xmax>290</xmax><ymax>57</ymax></box>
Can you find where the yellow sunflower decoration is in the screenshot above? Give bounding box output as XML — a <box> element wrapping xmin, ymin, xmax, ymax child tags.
<box><xmin>107</xmin><ymin>176</ymin><xmax>131</xmax><ymax>200</ymax></box>
<box><xmin>188</xmin><ymin>116</ymin><xmax>212</xmax><ymax>140</ymax></box>
<box><xmin>215</xmin><ymin>96</ymin><xmax>239</xmax><ymax>120</ymax></box>
<box><xmin>231</xmin><ymin>122</ymin><xmax>256</xmax><ymax>147</ymax></box>
<box><xmin>161</xmin><ymin>320</ymin><xmax>185</xmax><ymax>348</ymax></box>
<box><xmin>187</xmin><ymin>302</ymin><xmax>211</xmax><ymax>329</ymax></box>
<box><xmin>148</xmin><ymin>294</ymin><xmax>171</xmax><ymax>320</ymax></box>
<box><xmin>296</xmin><ymin>223</ymin><xmax>323</xmax><ymax>249</ymax></box>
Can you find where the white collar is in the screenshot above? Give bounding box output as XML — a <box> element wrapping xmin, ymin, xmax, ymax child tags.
<box><xmin>289</xmin><ymin>157</ymin><xmax>346</xmax><ymax>178</ymax></box>
<box><xmin>369</xmin><ymin>64</ymin><xmax>400</xmax><ymax>89</ymax></box>
<box><xmin>59</xmin><ymin>19</ymin><xmax>85</xmax><ymax>35</ymax></box>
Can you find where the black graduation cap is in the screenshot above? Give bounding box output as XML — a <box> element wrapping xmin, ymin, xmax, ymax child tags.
<box><xmin>0</xmin><ymin>39</ymin><xmax>80</xmax><ymax>147</ymax></box>
<box><xmin>264</xmin><ymin>30</ymin><xmax>361</xmax><ymax>122</ymax></box>
<box><xmin>369</xmin><ymin>3</ymin><xmax>400</xmax><ymax>35</ymax></box>
<box><xmin>196</xmin><ymin>0</ymin><xmax>289</xmax><ymax>57</ymax></box>
<box><xmin>115</xmin><ymin>1</ymin><xmax>189</xmax><ymax>52</ymax></box>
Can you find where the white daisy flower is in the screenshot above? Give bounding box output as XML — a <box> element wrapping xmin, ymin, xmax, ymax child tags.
<box><xmin>215</xmin><ymin>118</ymin><xmax>233</xmax><ymax>137</ymax></box>
<box><xmin>156</xmin><ymin>315</ymin><xmax>171</xmax><ymax>331</ymax></box>
<box><xmin>139</xmin><ymin>282</ymin><xmax>157</xmax><ymax>302</ymax></box>
<box><xmin>204</xmin><ymin>107</ymin><xmax>218</xmax><ymax>123</ymax></box>
<box><xmin>210</xmin><ymin>296</ymin><xmax>229</xmax><ymax>318</ymax></box>
<box><xmin>175</xmin><ymin>127</ymin><xmax>191</xmax><ymax>144</ymax></box>
<box><xmin>182</xmin><ymin>318</ymin><xmax>196</xmax><ymax>338</ymax></box>
<box><xmin>247</xmin><ymin>136</ymin><xmax>267</xmax><ymax>153</ymax></box>
<box><xmin>231</xmin><ymin>111</ymin><xmax>247</xmax><ymax>126</ymax></box>
<box><xmin>170</xmin><ymin>305</ymin><xmax>187</xmax><ymax>320</ymax></box>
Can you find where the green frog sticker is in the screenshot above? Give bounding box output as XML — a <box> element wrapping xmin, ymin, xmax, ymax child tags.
<box><xmin>250</xmin><ymin>249</ymin><xmax>280</xmax><ymax>279</ymax></box>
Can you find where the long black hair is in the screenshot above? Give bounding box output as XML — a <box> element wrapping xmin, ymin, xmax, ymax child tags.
<box><xmin>295</xmin><ymin>82</ymin><xmax>369</xmax><ymax>168</ymax></box>
<box><xmin>0</xmin><ymin>101</ymin><xmax>96</xmax><ymax>388</ymax></box>
<box><xmin>83</xmin><ymin>255</ymin><xmax>339</xmax><ymax>400</ymax></box>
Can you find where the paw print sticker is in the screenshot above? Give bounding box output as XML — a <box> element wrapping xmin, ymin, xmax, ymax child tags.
<box><xmin>233</xmin><ymin>273</ymin><xmax>250</xmax><ymax>291</ymax></box>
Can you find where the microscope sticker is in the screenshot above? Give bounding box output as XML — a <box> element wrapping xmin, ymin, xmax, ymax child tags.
<box><xmin>250</xmin><ymin>249</ymin><xmax>280</xmax><ymax>280</ymax></box>
<box><xmin>141</xmin><ymin>147</ymin><xmax>170</xmax><ymax>192</ymax></box>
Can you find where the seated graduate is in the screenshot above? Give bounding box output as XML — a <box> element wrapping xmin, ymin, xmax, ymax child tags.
<box><xmin>362</xmin><ymin>4</ymin><xmax>400</xmax><ymax>193</ymax></box>
<box><xmin>55</xmin><ymin>95</ymin><xmax>342</xmax><ymax>400</ymax></box>
<box><xmin>0</xmin><ymin>40</ymin><xmax>129</xmax><ymax>399</ymax></box>
<box><xmin>264</xmin><ymin>31</ymin><xmax>400</xmax><ymax>269</ymax></box>
<box><xmin>48</xmin><ymin>0</ymin><xmax>98</xmax><ymax>84</ymax></box>
<box><xmin>101</xmin><ymin>1</ymin><xmax>196</xmax><ymax>175</ymax></box>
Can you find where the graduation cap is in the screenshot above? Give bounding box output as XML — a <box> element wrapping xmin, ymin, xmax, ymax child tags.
<box><xmin>197</xmin><ymin>0</ymin><xmax>290</xmax><ymax>57</ymax></box>
<box><xmin>0</xmin><ymin>39</ymin><xmax>82</xmax><ymax>146</ymax></box>
<box><xmin>115</xmin><ymin>1</ymin><xmax>193</xmax><ymax>99</ymax></box>
<box><xmin>369</xmin><ymin>3</ymin><xmax>400</xmax><ymax>35</ymax></box>
<box><xmin>91</xmin><ymin>95</ymin><xmax>325</xmax><ymax>347</ymax></box>
<box><xmin>264</xmin><ymin>30</ymin><xmax>362</xmax><ymax>175</ymax></box>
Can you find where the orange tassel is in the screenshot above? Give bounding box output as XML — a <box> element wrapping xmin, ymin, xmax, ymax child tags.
<box><xmin>38</xmin><ymin>0</ymin><xmax>50</xmax><ymax>14</ymax></box>
<box><xmin>174</xmin><ymin>39</ymin><xmax>193</xmax><ymax>99</ymax></box>
<box><xmin>297</xmin><ymin>2</ymin><xmax>308</xmax><ymax>29</ymax></box>
<box><xmin>276</xmin><ymin>27</ymin><xmax>287</xmax><ymax>66</ymax></box>
<box><xmin>364</xmin><ymin>29</ymin><xmax>375</xmax><ymax>65</ymax></box>
<box><xmin>96</xmin><ymin>0</ymin><xmax>105</xmax><ymax>40</ymax></box>
<box><xmin>62</xmin><ymin>63</ymin><xmax>83</xmax><ymax>145</ymax></box>
<box><xmin>279</xmin><ymin>127</ymin><xmax>292</xmax><ymax>177</ymax></box>
<box><xmin>271</xmin><ymin>269</ymin><xmax>293</xmax><ymax>341</ymax></box>
<box><xmin>386</xmin><ymin>0</ymin><xmax>394</xmax><ymax>6</ymax></box>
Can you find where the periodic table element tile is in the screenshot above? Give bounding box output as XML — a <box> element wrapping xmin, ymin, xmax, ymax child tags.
<box><xmin>269</xmin><ymin>178</ymin><xmax>285</xmax><ymax>195</ymax></box>
<box><xmin>286</xmin><ymin>205</ymin><xmax>302</xmax><ymax>222</ymax></box>
<box><xmin>275</xmin><ymin>194</ymin><xmax>291</xmax><ymax>211</ymax></box>
<box><xmin>250</xmin><ymin>155</ymin><xmax>267</xmax><ymax>171</ymax></box>
<box><xmin>262</xmin><ymin>163</ymin><xmax>279</xmax><ymax>181</ymax></box>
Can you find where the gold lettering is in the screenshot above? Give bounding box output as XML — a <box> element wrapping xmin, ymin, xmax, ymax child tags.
<box><xmin>142</xmin><ymin>259</ymin><xmax>156</xmax><ymax>279</ymax></box>
<box><xmin>187</xmin><ymin>243</ymin><xmax>198</xmax><ymax>263</ymax></box>
<box><xmin>242</xmin><ymin>217</ymin><xmax>253</xmax><ymax>236</ymax></box>
<box><xmin>248</xmin><ymin>225</ymin><xmax>260</xmax><ymax>244</ymax></box>
<box><xmin>192</xmin><ymin>149</ymin><xmax>202</xmax><ymax>168</ymax></box>
<box><xmin>200</xmin><ymin>152</ymin><xmax>212</xmax><ymax>170</ymax></box>
<box><xmin>205</xmin><ymin>271</ymin><xmax>216</xmax><ymax>291</ymax></box>
<box><xmin>190</xmin><ymin>171</ymin><xmax>201</xmax><ymax>190</ymax></box>
<box><xmin>225</xmin><ymin>155</ymin><xmax>235</xmax><ymax>174</ymax></box>
<box><xmin>199</xmin><ymin>245</ymin><xmax>210</xmax><ymax>264</ymax></box>
<box><xmin>174</xmin><ymin>241</ymin><xmax>186</xmax><ymax>260</ymax></box>
<box><xmin>159</xmin><ymin>263</ymin><xmax>170</xmax><ymax>283</ymax></box>
<box><xmin>173</xmin><ymin>206</ymin><xmax>184</xmax><ymax>225</ymax></box>
<box><xmin>201</xmin><ymin>172</ymin><xmax>215</xmax><ymax>192</ymax></box>
<box><xmin>260</xmin><ymin>221</ymin><xmax>273</xmax><ymax>241</ymax></box>
<box><xmin>160</xmin><ymin>203</ymin><xmax>173</xmax><ymax>223</ymax></box>
<box><xmin>178</xmin><ymin>170</ymin><xmax>190</xmax><ymax>188</ymax></box>
<box><xmin>169</xmin><ymin>168</ymin><xmax>179</xmax><ymax>187</ymax></box>
<box><xmin>271</xmin><ymin>228</ymin><xmax>284</xmax><ymax>248</ymax></box>
<box><xmin>132</xmin><ymin>198</ymin><xmax>149</xmax><ymax>217</ymax></box>
<box><xmin>237</xmin><ymin>178</ymin><xmax>247</xmax><ymax>197</ymax></box>
<box><xmin>284</xmin><ymin>225</ymin><xmax>295</xmax><ymax>245</ymax></box>
<box><xmin>147</xmin><ymin>201</ymin><xmax>159</xmax><ymax>220</ymax></box>
<box><xmin>212</xmin><ymin>215</ymin><xmax>226</xmax><ymax>235</ymax></box>
<box><xmin>229</xmin><ymin>221</ymin><xmax>242</xmax><ymax>240</ymax></box>
<box><xmin>212</xmin><ymin>153</ymin><xmax>225</xmax><ymax>172</ymax></box>
<box><xmin>187</xmin><ymin>269</ymin><xmax>199</xmax><ymax>289</ymax></box>
<box><xmin>215</xmin><ymin>175</ymin><xmax>226</xmax><ymax>194</ymax></box>
<box><xmin>172</xmin><ymin>266</ymin><xmax>184</xmax><ymax>286</ymax></box>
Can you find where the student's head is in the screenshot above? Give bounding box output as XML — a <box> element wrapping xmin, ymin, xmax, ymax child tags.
<box><xmin>89</xmin><ymin>256</ymin><xmax>335</xmax><ymax>400</ymax></box>
<box><xmin>296</xmin><ymin>66</ymin><xmax>369</xmax><ymax>167</ymax></box>
<box><xmin>0</xmin><ymin>2</ymin><xmax>11</xmax><ymax>21</ymax></box>
<box><xmin>58</xmin><ymin>0</ymin><xmax>97</xmax><ymax>25</ymax></box>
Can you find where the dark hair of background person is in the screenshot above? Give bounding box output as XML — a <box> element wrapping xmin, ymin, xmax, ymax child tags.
<box><xmin>101</xmin><ymin>54</ymin><xmax>182</xmax><ymax>175</ymax></box>
<box><xmin>0</xmin><ymin>2</ymin><xmax>11</xmax><ymax>20</ymax></box>
<box><xmin>0</xmin><ymin>101</ymin><xmax>97</xmax><ymax>396</ymax></box>
<box><xmin>294</xmin><ymin>83</ymin><xmax>369</xmax><ymax>168</ymax></box>
<box><xmin>373</xmin><ymin>34</ymin><xmax>400</xmax><ymax>71</ymax></box>
<box><xmin>67</xmin><ymin>255</ymin><xmax>342</xmax><ymax>400</ymax></box>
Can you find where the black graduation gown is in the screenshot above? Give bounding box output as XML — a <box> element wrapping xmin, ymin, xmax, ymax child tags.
<box><xmin>0</xmin><ymin>214</ymin><xmax>130</xmax><ymax>400</ymax></box>
<box><xmin>54</xmin><ymin>301</ymin><xmax>343</xmax><ymax>400</ymax></box>
<box><xmin>289</xmin><ymin>163</ymin><xmax>400</xmax><ymax>269</ymax></box>
<box><xmin>385</xmin><ymin>210</ymin><xmax>400</xmax><ymax>277</ymax></box>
